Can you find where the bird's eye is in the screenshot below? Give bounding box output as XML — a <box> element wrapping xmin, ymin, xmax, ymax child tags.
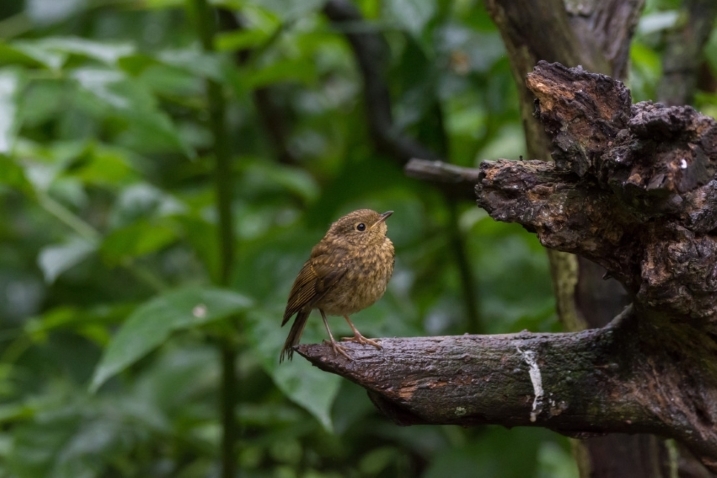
<box><xmin>356</xmin><ymin>223</ymin><xmax>366</xmax><ymax>231</ymax></box>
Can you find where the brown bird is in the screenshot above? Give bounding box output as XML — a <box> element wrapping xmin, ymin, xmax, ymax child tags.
<box><xmin>280</xmin><ymin>209</ymin><xmax>395</xmax><ymax>362</ymax></box>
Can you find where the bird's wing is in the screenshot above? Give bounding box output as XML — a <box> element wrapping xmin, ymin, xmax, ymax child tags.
<box><xmin>281</xmin><ymin>259</ymin><xmax>347</xmax><ymax>326</ymax></box>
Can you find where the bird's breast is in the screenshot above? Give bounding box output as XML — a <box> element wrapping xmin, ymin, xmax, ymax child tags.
<box><xmin>317</xmin><ymin>238</ymin><xmax>394</xmax><ymax>316</ymax></box>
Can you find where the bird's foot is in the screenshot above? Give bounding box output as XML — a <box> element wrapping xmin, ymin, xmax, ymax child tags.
<box><xmin>341</xmin><ymin>333</ymin><xmax>382</xmax><ymax>350</ymax></box>
<box><xmin>323</xmin><ymin>339</ymin><xmax>352</xmax><ymax>360</ymax></box>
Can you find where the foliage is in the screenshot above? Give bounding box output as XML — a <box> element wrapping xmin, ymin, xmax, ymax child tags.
<box><xmin>0</xmin><ymin>0</ymin><xmax>709</xmax><ymax>476</ymax></box>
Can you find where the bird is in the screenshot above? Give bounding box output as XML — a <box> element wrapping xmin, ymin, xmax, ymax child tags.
<box><xmin>280</xmin><ymin>209</ymin><xmax>395</xmax><ymax>362</ymax></box>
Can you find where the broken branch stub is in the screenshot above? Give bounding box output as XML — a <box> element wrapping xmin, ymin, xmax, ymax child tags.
<box><xmin>300</xmin><ymin>309</ymin><xmax>657</xmax><ymax>433</ymax></box>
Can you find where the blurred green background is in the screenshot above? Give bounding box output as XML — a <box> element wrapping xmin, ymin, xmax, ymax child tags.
<box><xmin>0</xmin><ymin>0</ymin><xmax>714</xmax><ymax>476</ymax></box>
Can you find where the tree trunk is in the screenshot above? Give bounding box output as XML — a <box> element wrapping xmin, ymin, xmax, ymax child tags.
<box><xmin>481</xmin><ymin>1</ymin><xmax>694</xmax><ymax>476</ymax></box>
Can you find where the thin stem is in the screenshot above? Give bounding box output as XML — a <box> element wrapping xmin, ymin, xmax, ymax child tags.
<box><xmin>187</xmin><ymin>1</ymin><xmax>238</xmax><ymax>477</ymax></box>
<box><xmin>37</xmin><ymin>192</ymin><xmax>100</xmax><ymax>242</ymax></box>
<box><xmin>219</xmin><ymin>344</ymin><xmax>237</xmax><ymax>475</ymax></box>
<box><xmin>446</xmin><ymin>198</ymin><xmax>482</xmax><ymax>334</ymax></box>
<box><xmin>119</xmin><ymin>258</ymin><xmax>168</xmax><ymax>293</ymax></box>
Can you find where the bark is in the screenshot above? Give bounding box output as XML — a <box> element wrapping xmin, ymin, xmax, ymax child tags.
<box><xmin>483</xmin><ymin>63</ymin><xmax>717</xmax><ymax>331</ymax></box>
<box><xmin>404</xmin><ymin>158</ymin><xmax>481</xmax><ymax>201</ymax></box>
<box><xmin>298</xmin><ymin>62</ymin><xmax>717</xmax><ymax>473</ymax></box>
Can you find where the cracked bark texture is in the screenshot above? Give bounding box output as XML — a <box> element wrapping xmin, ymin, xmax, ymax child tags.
<box><xmin>484</xmin><ymin>63</ymin><xmax>717</xmax><ymax>332</ymax></box>
<box><xmin>299</xmin><ymin>62</ymin><xmax>717</xmax><ymax>473</ymax></box>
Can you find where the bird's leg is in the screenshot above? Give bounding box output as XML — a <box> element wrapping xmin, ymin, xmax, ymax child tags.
<box><xmin>340</xmin><ymin>315</ymin><xmax>382</xmax><ymax>349</ymax></box>
<box><xmin>319</xmin><ymin>309</ymin><xmax>352</xmax><ymax>360</ymax></box>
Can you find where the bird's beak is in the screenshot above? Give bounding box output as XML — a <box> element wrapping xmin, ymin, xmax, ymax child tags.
<box><xmin>372</xmin><ymin>210</ymin><xmax>393</xmax><ymax>228</ymax></box>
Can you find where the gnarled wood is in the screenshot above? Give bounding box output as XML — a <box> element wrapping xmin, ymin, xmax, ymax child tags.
<box><xmin>298</xmin><ymin>62</ymin><xmax>717</xmax><ymax>473</ymax></box>
<box><xmin>479</xmin><ymin>62</ymin><xmax>717</xmax><ymax>332</ymax></box>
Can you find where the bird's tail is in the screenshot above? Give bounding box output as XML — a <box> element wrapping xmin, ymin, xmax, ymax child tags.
<box><xmin>280</xmin><ymin>310</ymin><xmax>310</xmax><ymax>362</ymax></box>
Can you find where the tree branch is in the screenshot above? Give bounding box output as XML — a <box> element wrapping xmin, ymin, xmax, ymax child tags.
<box><xmin>403</xmin><ymin>158</ymin><xmax>481</xmax><ymax>200</ymax></box>
<box><xmin>300</xmin><ymin>309</ymin><xmax>634</xmax><ymax>429</ymax></box>
<box><xmin>296</xmin><ymin>305</ymin><xmax>717</xmax><ymax>471</ymax></box>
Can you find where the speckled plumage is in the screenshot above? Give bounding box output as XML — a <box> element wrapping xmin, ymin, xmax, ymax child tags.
<box><xmin>280</xmin><ymin>209</ymin><xmax>395</xmax><ymax>362</ymax></box>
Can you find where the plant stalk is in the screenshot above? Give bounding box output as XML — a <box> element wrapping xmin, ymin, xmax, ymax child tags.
<box><xmin>187</xmin><ymin>1</ymin><xmax>237</xmax><ymax>477</ymax></box>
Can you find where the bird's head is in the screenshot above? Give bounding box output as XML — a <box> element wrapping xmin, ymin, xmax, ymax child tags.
<box><xmin>326</xmin><ymin>209</ymin><xmax>393</xmax><ymax>247</ymax></box>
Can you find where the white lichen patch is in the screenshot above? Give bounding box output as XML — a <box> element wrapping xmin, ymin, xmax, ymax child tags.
<box><xmin>455</xmin><ymin>406</ymin><xmax>467</xmax><ymax>417</ymax></box>
<box><xmin>516</xmin><ymin>346</ymin><xmax>544</xmax><ymax>422</ymax></box>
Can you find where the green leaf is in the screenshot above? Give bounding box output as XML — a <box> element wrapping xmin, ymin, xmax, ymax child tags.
<box><xmin>245</xmin><ymin>309</ymin><xmax>341</xmax><ymax>432</ymax></box>
<box><xmin>24</xmin><ymin>304</ymin><xmax>131</xmax><ymax>343</ymax></box>
<box><xmin>37</xmin><ymin>236</ymin><xmax>97</xmax><ymax>283</ymax></box>
<box><xmin>0</xmin><ymin>70</ymin><xmax>22</xmax><ymax>154</ymax></box>
<box><xmin>0</xmin><ymin>41</ymin><xmax>64</xmax><ymax>69</ymax></box>
<box><xmin>537</xmin><ymin>441</ymin><xmax>579</xmax><ymax>478</ymax></box>
<box><xmin>239</xmin><ymin>158</ymin><xmax>320</xmax><ymax>203</ymax></box>
<box><xmin>7</xmin><ymin>407</ymin><xmax>82</xmax><ymax>478</ymax></box>
<box><xmin>89</xmin><ymin>287</ymin><xmax>252</xmax><ymax>392</ymax></box>
<box><xmin>111</xmin><ymin>182</ymin><xmax>186</xmax><ymax>224</ymax></box>
<box><xmin>637</xmin><ymin>10</ymin><xmax>680</xmax><ymax>35</ymax></box>
<box><xmin>71</xmin><ymin>68</ymin><xmax>128</xmax><ymax>109</ymax></box>
<box><xmin>216</xmin><ymin>28</ymin><xmax>272</xmax><ymax>53</ymax></box>
<box><xmin>100</xmin><ymin>219</ymin><xmax>179</xmax><ymax>266</ymax></box>
<box><xmin>26</xmin><ymin>0</ymin><xmax>85</xmax><ymax>26</ymax></box>
<box><xmin>385</xmin><ymin>0</ymin><xmax>436</xmax><ymax>38</ymax></box>
<box><xmin>176</xmin><ymin>215</ymin><xmax>220</xmax><ymax>282</ymax></box>
<box><xmin>272</xmin><ymin>359</ymin><xmax>340</xmax><ymax>433</ymax></box>
<box><xmin>144</xmin><ymin>0</ymin><xmax>183</xmax><ymax>8</ymax></box>
<box><xmin>116</xmin><ymin>52</ymin><xmax>159</xmax><ymax>76</ymax></box>
<box><xmin>0</xmin><ymin>155</ymin><xmax>34</xmax><ymax>194</ymax></box>
<box><xmin>629</xmin><ymin>42</ymin><xmax>662</xmax><ymax>102</ymax></box>
<box><xmin>69</xmin><ymin>68</ymin><xmax>195</xmax><ymax>157</ymax></box>
<box><xmin>33</xmin><ymin>37</ymin><xmax>135</xmax><ymax>65</ymax></box>
<box><xmin>156</xmin><ymin>48</ymin><xmax>224</xmax><ymax>81</ymax></box>
<box><xmin>424</xmin><ymin>427</ymin><xmax>545</xmax><ymax>478</ymax></box>
<box><xmin>245</xmin><ymin>0</ymin><xmax>324</xmax><ymax>22</ymax></box>
<box><xmin>65</xmin><ymin>143</ymin><xmax>138</xmax><ymax>186</ymax></box>
<box><xmin>0</xmin><ymin>402</ymin><xmax>35</xmax><ymax>425</ymax></box>
<box><xmin>241</xmin><ymin>58</ymin><xmax>317</xmax><ymax>89</ymax></box>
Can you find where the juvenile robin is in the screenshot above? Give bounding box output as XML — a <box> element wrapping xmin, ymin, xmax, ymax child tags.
<box><xmin>280</xmin><ymin>209</ymin><xmax>395</xmax><ymax>362</ymax></box>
